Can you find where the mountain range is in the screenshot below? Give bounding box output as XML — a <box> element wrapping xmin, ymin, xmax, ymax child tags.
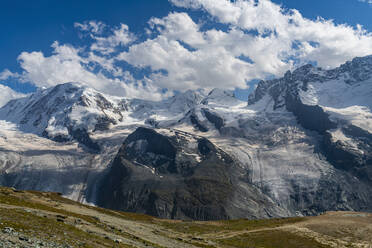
<box><xmin>0</xmin><ymin>55</ymin><xmax>371</xmax><ymax>220</ymax></box>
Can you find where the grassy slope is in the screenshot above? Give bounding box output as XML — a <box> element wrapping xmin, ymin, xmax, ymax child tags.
<box><xmin>0</xmin><ymin>187</ymin><xmax>370</xmax><ymax>248</ymax></box>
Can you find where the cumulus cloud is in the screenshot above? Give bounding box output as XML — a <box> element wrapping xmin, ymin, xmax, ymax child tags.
<box><xmin>0</xmin><ymin>84</ymin><xmax>25</xmax><ymax>107</ymax></box>
<box><xmin>119</xmin><ymin>12</ymin><xmax>257</xmax><ymax>90</ymax></box>
<box><xmin>169</xmin><ymin>0</ymin><xmax>372</xmax><ymax>70</ymax></box>
<box><xmin>118</xmin><ymin>26</ymin><xmax>256</xmax><ymax>90</ymax></box>
<box><xmin>148</xmin><ymin>12</ymin><xmax>205</xmax><ymax>47</ymax></box>
<box><xmin>3</xmin><ymin>0</ymin><xmax>372</xmax><ymax>98</ymax></box>
<box><xmin>16</xmin><ymin>41</ymin><xmax>166</xmax><ymax>100</ymax></box>
<box><xmin>76</xmin><ymin>21</ymin><xmax>135</xmax><ymax>55</ymax></box>
<box><xmin>118</xmin><ymin>0</ymin><xmax>372</xmax><ymax>91</ymax></box>
<box><xmin>116</xmin><ymin>1</ymin><xmax>372</xmax><ymax>92</ymax></box>
<box><xmin>91</xmin><ymin>24</ymin><xmax>135</xmax><ymax>54</ymax></box>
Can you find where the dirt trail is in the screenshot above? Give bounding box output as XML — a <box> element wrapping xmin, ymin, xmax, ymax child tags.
<box><xmin>59</xmin><ymin>203</ymin><xmax>197</xmax><ymax>248</ymax></box>
<box><xmin>198</xmin><ymin>212</ymin><xmax>372</xmax><ymax>248</ymax></box>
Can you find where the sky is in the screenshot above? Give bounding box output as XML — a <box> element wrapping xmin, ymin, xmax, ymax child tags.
<box><xmin>0</xmin><ymin>0</ymin><xmax>372</xmax><ymax>102</ymax></box>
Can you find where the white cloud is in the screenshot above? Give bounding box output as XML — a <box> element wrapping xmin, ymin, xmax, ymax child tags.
<box><xmin>359</xmin><ymin>0</ymin><xmax>372</xmax><ymax>4</ymax></box>
<box><xmin>149</xmin><ymin>12</ymin><xmax>205</xmax><ymax>47</ymax></box>
<box><xmin>0</xmin><ymin>84</ymin><xmax>25</xmax><ymax>107</ymax></box>
<box><xmin>90</xmin><ymin>24</ymin><xmax>135</xmax><ymax>54</ymax></box>
<box><xmin>117</xmin><ymin>5</ymin><xmax>372</xmax><ymax>91</ymax></box>
<box><xmin>169</xmin><ymin>0</ymin><xmax>372</xmax><ymax>69</ymax></box>
<box><xmin>3</xmin><ymin>0</ymin><xmax>372</xmax><ymax>98</ymax></box>
<box><xmin>119</xmin><ymin>12</ymin><xmax>266</xmax><ymax>91</ymax></box>
<box><xmin>0</xmin><ymin>69</ymin><xmax>20</xmax><ymax>80</ymax></box>
<box><xmin>16</xmin><ymin>41</ymin><xmax>166</xmax><ymax>100</ymax></box>
<box><xmin>118</xmin><ymin>30</ymin><xmax>256</xmax><ymax>90</ymax></box>
<box><xmin>74</xmin><ymin>21</ymin><xmax>106</xmax><ymax>34</ymax></box>
<box><xmin>76</xmin><ymin>21</ymin><xmax>135</xmax><ymax>55</ymax></box>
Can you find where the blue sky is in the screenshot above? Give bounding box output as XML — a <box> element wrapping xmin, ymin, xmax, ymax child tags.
<box><xmin>1</xmin><ymin>0</ymin><xmax>372</xmax><ymax>100</ymax></box>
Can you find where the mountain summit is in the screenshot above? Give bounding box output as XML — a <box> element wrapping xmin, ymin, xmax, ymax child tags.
<box><xmin>0</xmin><ymin>56</ymin><xmax>371</xmax><ymax>220</ymax></box>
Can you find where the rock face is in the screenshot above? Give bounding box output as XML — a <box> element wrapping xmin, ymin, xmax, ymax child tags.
<box><xmin>1</xmin><ymin>55</ymin><xmax>372</xmax><ymax>220</ymax></box>
<box><xmin>323</xmin><ymin>125</ymin><xmax>372</xmax><ymax>181</ymax></box>
<box><xmin>97</xmin><ymin>127</ymin><xmax>286</xmax><ymax>220</ymax></box>
<box><xmin>243</xmin><ymin>56</ymin><xmax>372</xmax><ymax>216</ymax></box>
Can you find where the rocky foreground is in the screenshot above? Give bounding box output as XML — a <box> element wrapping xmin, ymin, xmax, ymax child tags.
<box><xmin>0</xmin><ymin>186</ymin><xmax>371</xmax><ymax>248</ymax></box>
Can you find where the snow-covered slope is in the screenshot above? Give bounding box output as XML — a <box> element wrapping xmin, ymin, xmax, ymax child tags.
<box><xmin>249</xmin><ymin>56</ymin><xmax>372</xmax><ymax>133</ymax></box>
<box><xmin>0</xmin><ymin>83</ymin><xmax>127</xmax><ymax>150</ymax></box>
<box><xmin>0</xmin><ymin>55</ymin><xmax>372</xmax><ymax>219</ymax></box>
<box><xmin>249</xmin><ymin>55</ymin><xmax>372</xmax><ymax>175</ymax></box>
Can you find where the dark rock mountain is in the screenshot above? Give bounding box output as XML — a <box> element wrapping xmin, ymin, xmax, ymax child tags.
<box><xmin>97</xmin><ymin>127</ymin><xmax>286</xmax><ymax>220</ymax></box>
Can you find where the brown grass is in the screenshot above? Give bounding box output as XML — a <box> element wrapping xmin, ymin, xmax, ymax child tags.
<box><xmin>218</xmin><ymin>230</ymin><xmax>332</xmax><ymax>248</ymax></box>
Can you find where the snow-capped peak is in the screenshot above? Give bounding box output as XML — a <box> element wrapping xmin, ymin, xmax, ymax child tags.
<box><xmin>202</xmin><ymin>88</ymin><xmax>242</xmax><ymax>107</ymax></box>
<box><xmin>248</xmin><ymin>55</ymin><xmax>372</xmax><ymax>135</ymax></box>
<box><xmin>0</xmin><ymin>82</ymin><xmax>125</xmax><ymax>149</ymax></box>
<box><xmin>165</xmin><ymin>89</ymin><xmax>206</xmax><ymax>113</ymax></box>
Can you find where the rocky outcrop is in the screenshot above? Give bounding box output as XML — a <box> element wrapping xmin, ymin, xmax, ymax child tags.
<box><xmin>68</xmin><ymin>127</ymin><xmax>100</xmax><ymax>152</ymax></box>
<box><xmin>285</xmin><ymin>88</ymin><xmax>337</xmax><ymax>134</ymax></box>
<box><xmin>202</xmin><ymin>108</ymin><xmax>224</xmax><ymax>130</ymax></box>
<box><xmin>323</xmin><ymin>126</ymin><xmax>372</xmax><ymax>181</ymax></box>
<box><xmin>189</xmin><ymin>113</ymin><xmax>208</xmax><ymax>132</ymax></box>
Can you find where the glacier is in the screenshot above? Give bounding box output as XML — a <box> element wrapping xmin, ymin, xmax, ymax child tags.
<box><xmin>0</xmin><ymin>55</ymin><xmax>371</xmax><ymax>219</ymax></box>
